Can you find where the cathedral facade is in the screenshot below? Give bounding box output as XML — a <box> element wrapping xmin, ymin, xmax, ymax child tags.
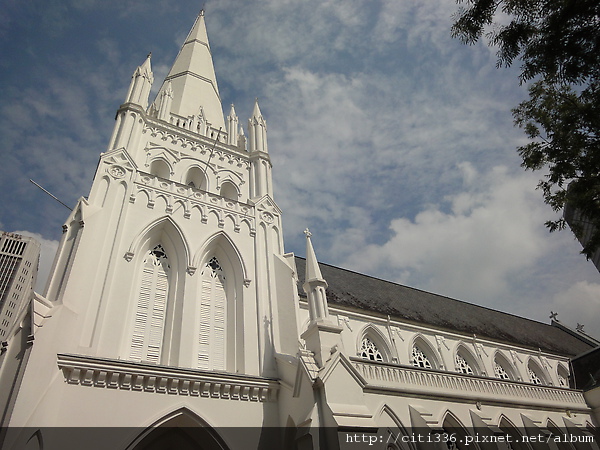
<box><xmin>1</xmin><ymin>11</ymin><xmax>598</xmax><ymax>450</ymax></box>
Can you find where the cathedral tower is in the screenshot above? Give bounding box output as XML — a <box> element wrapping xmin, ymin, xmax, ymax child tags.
<box><xmin>5</xmin><ymin>11</ymin><xmax>300</xmax><ymax>442</ymax></box>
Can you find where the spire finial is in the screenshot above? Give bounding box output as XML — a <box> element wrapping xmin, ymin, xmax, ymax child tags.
<box><xmin>549</xmin><ymin>311</ymin><xmax>558</xmax><ymax>321</ymax></box>
<box><xmin>304</xmin><ymin>228</ymin><xmax>312</xmax><ymax>238</ymax></box>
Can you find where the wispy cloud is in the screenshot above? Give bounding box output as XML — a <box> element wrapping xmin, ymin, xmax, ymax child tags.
<box><xmin>1</xmin><ymin>0</ymin><xmax>598</xmax><ymax>338</ymax></box>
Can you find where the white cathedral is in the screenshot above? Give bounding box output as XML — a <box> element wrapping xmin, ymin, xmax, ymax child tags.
<box><xmin>1</xmin><ymin>10</ymin><xmax>599</xmax><ymax>450</ymax></box>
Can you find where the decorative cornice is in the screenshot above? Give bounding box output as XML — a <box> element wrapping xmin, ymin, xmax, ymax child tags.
<box><xmin>57</xmin><ymin>353</ymin><xmax>279</xmax><ymax>402</ymax></box>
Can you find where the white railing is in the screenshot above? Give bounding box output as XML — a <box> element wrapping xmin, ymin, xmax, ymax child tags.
<box><xmin>350</xmin><ymin>358</ymin><xmax>588</xmax><ymax>410</ymax></box>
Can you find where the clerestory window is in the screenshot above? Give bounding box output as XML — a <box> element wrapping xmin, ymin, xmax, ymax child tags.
<box><xmin>412</xmin><ymin>345</ymin><xmax>432</xmax><ymax>369</ymax></box>
<box><xmin>455</xmin><ymin>353</ymin><xmax>474</xmax><ymax>375</ymax></box>
<box><xmin>360</xmin><ymin>337</ymin><xmax>383</xmax><ymax>362</ymax></box>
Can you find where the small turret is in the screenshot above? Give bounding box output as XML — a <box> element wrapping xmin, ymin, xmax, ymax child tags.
<box><xmin>300</xmin><ymin>229</ymin><xmax>344</xmax><ymax>367</ymax></box>
<box><xmin>124</xmin><ymin>53</ymin><xmax>153</xmax><ymax>109</ymax></box>
<box><xmin>303</xmin><ymin>229</ymin><xmax>331</xmax><ymax>324</ymax></box>
<box><xmin>248</xmin><ymin>99</ymin><xmax>272</xmax><ymax>198</ymax></box>
<box><xmin>156</xmin><ymin>81</ymin><xmax>173</xmax><ymax>121</ymax></box>
<box><xmin>227</xmin><ymin>104</ymin><xmax>239</xmax><ymax>146</ymax></box>
<box><xmin>248</xmin><ymin>99</ymin><xmax>268</xmax><ymax>153</ymax></box>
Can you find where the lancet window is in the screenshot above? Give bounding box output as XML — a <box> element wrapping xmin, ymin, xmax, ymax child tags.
<box><xmin>455</xmin><ymin>353</ymin><xmax>474</xmax><ymax>375</ymax></box>
<box><xmin>360</xmin><ymin>337</ymin><xmax>384</xmax><ymax>362</ymax></box>
<box><xmin>557</xmin><ymin>366</ymin><xmax>569</xmax><ymax>387</ymax></box>
<box><xmin>129</xmin><ymin>244</ymin><xmax>170</xmax><ymax>363</ymax></box>
<box><xmin>412</xmin><ymin>345</ymin><xmax>432</xmax><ymax>369</ymax></box>
<box><xmin>197</xmin><ymin>256</ymin><xmax>227</xmax><ymax>371</ymax></box>
<box><xmin>527</xmin><ymin>361</ymin><xmax>545</xmax><ymax>385</ymax></box>
<box><xmin>493</xmin><ymin>357</ymin><xmax>512</xmax><ymax>380</ymax></box>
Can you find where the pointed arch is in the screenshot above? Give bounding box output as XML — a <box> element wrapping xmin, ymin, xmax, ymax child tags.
<box><xmin>190</xmin><ymin>231</ymin><xmax>248</xmax><ymax>372</ymax></box>
<box><xmin>126</xmin><ymin>216</ymin><xmax>192</xmax><ymax>268</ymax></box>
<box><xmin>492</xmin><ymin>350</ymin><xmax>519</xmax><ymax>381</ymax></box>
<box><xmin>453</xmin><ymin>342</ymin><xmax>481</xmax><ymax>376</ymax></box>
<box><xmin>409</xmin><ymin>334</ymin><xmax>440</xmax><ymax>370</ymax></box>
<box><xmin>122</xmin><ymin>217</ymin><xmax>190</xmax><ymax>365</ymax></box>
<box><xmin>547</xmin><ymin>419</ymin><xmax>573</xmax><ymax>450</ymax></box>
<box><xmin>183</xmin><ymin>165</ymin><xmax>208</xmax><ymax>190</ymax></box>
<box><xmin>375</xmin><ymin>404</ymin><xmax>416</xmax><ymax>450</ymax></box>
<box><xmin>24</xmin><ymin>430</ymin><xmax>43</xmax><ymax>450</ymax></box>
<box><xmin>526</xmin><ymin>357</ymin><xmax>550</xmax><ymax>385</ymax></box>
<box><xmin>220</xmin><ymin>180</ymin><xmax>239</xmax><ymax>201</ymax></box>
<box><xmin>357</xmin><ymin>324</ymin><xmax>392</xmax><ymax>363</ymax></box>
<box><xmin>557</xmin><ymin>363</ymin><xmax>570</xmax><ymax>388</ymax></box>
<box><xmin>442</xmin><ymin>411</ymin><xmax>471</xmax><ymax>449</ymax></box>
<box><xmin>126</xmin><ymin>407</ymin><xmax>230</xmax><ymax>450</ymax></box>
<box><xmin>149</xmin><ymin>158</ymin><xmax>172</xmax><ymax>179</ymax></box>
<box><xmin>498</xmin><ymin>416</ymin><xmax>532</xmax><ymax>450</ymax></box>
<box><xmin>193</xmin><ymin>231</ymin><xmax>248</xmax><ymax>282</ymax></box>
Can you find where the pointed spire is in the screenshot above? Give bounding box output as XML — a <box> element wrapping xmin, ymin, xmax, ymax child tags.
<box><xmin>304</xmin><ymin>229</ymin><xmax>324</xmax><ymax>282</ymax></box>
<box><xmin>251</xmin><ymin>98</ymin><xmax>263</xmax><ymax>119</ymax></box>
<box><xmin>156</xmin><ymin>81</ymin><xmax>173</xmax><ymax>121</ymax></box>
<box><xmin>248</xmin><ymin>98</ymin><xmax>268</xmax><ymax>153</ymax></box>
<box><xmin>302</xmin><ymin>229</ymin><xmax>331</xmax><ymax>325</ymax></box>
<box><xmin>154</xmin><ymin>10</ymin><xmax>225</xmax><ymax>129</ymax></box>
<box><xmin>227</xmin><ymin>104</ymin><xmax>239</xmax><ymax>146</ymax></box>
<box><xmin>124</xmin><ymin>53</ymin><xmax>154</xmax><ymax>109</ymax></box>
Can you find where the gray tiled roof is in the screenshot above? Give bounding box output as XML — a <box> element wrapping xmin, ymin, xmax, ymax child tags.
<box><xmin>294</xmin><ymin>256</ymin><xmax>593</xmax><ymax>357</ymax></box>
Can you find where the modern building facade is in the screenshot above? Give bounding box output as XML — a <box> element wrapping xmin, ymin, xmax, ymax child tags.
<box><xmin>1</xmin><ymin>11</ymin><xmax>598</xmax><ymax>450</ymax></box>
<box><xmin>0</xmin><ymin>232</ymin><xmax>40</xmax><ymax>433</ymax></box>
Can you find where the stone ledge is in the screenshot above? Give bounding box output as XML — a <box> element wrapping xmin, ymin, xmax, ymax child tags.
<box><xmin>57</xmin><ymin>353</ymin><xmax>279</xmax><ymax>402</ymax></box>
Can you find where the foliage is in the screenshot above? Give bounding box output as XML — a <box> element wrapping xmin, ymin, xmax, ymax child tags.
<box><xmin>452</xmin><ymin>0</ymin><xmax>600</xmax><ymax>258</ymax></box>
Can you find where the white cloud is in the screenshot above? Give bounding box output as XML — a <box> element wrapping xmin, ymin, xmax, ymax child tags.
<box><xmin>338</xmin><ymin>164</ymin><xmax>550</xmax><ymax>304</ymax></box>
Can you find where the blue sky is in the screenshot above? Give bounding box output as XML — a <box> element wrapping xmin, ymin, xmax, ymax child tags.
<box><xmin>1</xmin><ymin>0</ymin><xmax>599</xmax><ymax>338</ymax></box>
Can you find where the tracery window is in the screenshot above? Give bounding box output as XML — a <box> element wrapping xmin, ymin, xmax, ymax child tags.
<box><xmin>528</xmin><ymin>366</ymin><xmax>543</xmax><ymax>385</ymax></box>
<box><xmin>129</xmin><ymin>245</ymin><xmax>170</xmax><ymax>363</ymax></box>
<box><xmin>412</xmin><ymin>345</ymin><xmax>432</xmax><ymax>369</ymax></box>
<box><xmin>360</xmin><ymin>337</ymin><xmax>383</xmax><ymax>362</ymax></box>
<box><xmin>455</xmin><ymin>353</ymin><xmax>474</xmax><ymax>375</ymax></box>
<box><xmin>557</xmin><ymin>366</ymin><xmax>569</xmax><ymax>387</ymax></box>
<box><xmin>198</xmin><ymin>256</ymin><xmax>226</xmax><ymax>371</ymax></box>
<box><xmin>494</xmin><ymin>361</ymin><xmax>511</xmax><ymax>380</ymax></box>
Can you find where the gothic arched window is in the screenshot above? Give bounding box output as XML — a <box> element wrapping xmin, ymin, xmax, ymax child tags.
<box><xmin>557</xmin><ymin>365</ymin><xmax>569</xmax><ymax>388</ymax></box>
<box><xmin>220</xmin><ymin>181</ymin><xmax>238</xmax><ymax>201</ymax></box>
<box><xmin>455</xmin><ymin>353</ymin><xmax>474</xmax><ymax>375</ymax></box>
<box><xmin>185</xmin><ymin>167</ymin><xmax>206</xmax><ymax>190</ymax></box>
<box><xmin>527</xmin><ymin>360</ymin><xmax>546</xmax><ymax>385</ymax></box>
<box><xmin>360</xmin><ymin>337</ymin><xmax>384</xmax><ymax>362</ymax></box>
<box><xmin>412</xmin><ymin>345</ymin><xmax>432</xmax><ymax>369</ymax></box>
<box><xmin>129</xmin><ymin>245</ymin><xmax>170</xmax><ymax>363</ymax></box>
<box><xmin>149</xmin><ymin>159</ymin><xmax>171</xmax><ymax>179</ymax></box>
<box><xmin>493</xmin><ymin>353</ymin><xmax>515</xmax><ymax>381</ymax></box>
<box><xmin>198</xmin><ymin>256</ymin><xmax>227</xmax><ymax>371</ymax></box>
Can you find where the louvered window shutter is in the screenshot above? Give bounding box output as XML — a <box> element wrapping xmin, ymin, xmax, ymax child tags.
<box><xmin>197</xmin><ymin>257</ymin><xmax>226</xmax><ymax>370</ymax></box>
<box><xmin>130</xmin><ymin>245</ymin><xmax>170</xmax><ymax>363</ymax></box>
